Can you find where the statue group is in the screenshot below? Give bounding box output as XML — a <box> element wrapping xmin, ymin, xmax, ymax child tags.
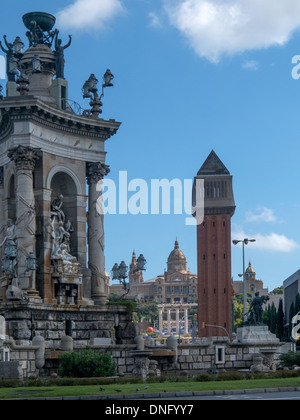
<box><xmin>246</xmin><ymin>292</ymin><xmax>270</xmax><ymax>325</ymax></box>
<box><xmin>50</xmin><ymin>194</ymin><xmax>79</xmax><ymax>274</ymax></box>
<box><xmin>0</xmin><ymin>16</ymin><xmax>72</xmax><ymax>82</ymax></box>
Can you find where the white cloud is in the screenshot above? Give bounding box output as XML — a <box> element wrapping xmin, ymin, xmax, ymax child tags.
<box><xmin>232</xmin><ymin>229</ymin><xmax>299</xmax><ymax>253</ymax></box>
<box><xmin>164</xmin><ymin>0</ymin><xmax>300</xmax><ymax>62</ymax></box>
<box><xmin>242</xmin><ymin>60</ymin><xmax>259</xmax><ymax>71</ymax></box>
<box><xmin>245</xmin><ymin>207</ymin><xmax>277</xmax><ymax>223</ymax></box>
<box><xmin>56</xmin><ymin>0</ymin><xmax>124</xmax><ymax>31</ymax></box>
<box><xmin>254</xmin><ymin>233</ymin><xmax>300</xmax><ymax>253</ymax></box>
<box><xmin>149</xmin><ymin>12</ymin><xmax>163</xmax><ymax>28</ymax></box>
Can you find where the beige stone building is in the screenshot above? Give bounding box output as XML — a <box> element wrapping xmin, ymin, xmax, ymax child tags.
<box><xmin>233</xmin><ymin>261</ymin><xmax>269</xmax><ymax>296</ymax></box>
<box><xmin>110</xmin><ymin>239</ymin><xmax>198</xmax><ymax>305</ymax></box>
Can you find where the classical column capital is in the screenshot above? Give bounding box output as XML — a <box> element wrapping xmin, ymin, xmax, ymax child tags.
<box><xmin>8</xmin><ymin>145</ymin><xmax>41</xmax><ymax>171</ymax></box>
<box><xmin>86</xmin><ymin>162</ymin><xmax>110</xmax><ymax>185</ymax></box>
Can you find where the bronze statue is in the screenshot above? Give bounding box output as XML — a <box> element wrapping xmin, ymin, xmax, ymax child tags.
<box><xmin>246</xmin><ymin>292</ymin><xmax>270</xmax><ymax>325</ymax></box>
<box><xmin>54</xmin><ymin>31</ymin><xmax>72</xmax><ymax>79</ymax></box>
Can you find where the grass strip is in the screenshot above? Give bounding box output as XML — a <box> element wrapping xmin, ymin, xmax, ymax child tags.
<box><xmin>0</xmin><ymin>377</ymin><xmax>300</xmax><ymax>399</ymax></box>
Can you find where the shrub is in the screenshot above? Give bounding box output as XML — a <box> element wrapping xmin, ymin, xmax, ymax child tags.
<box><xmin>215</xmin><ymin>371</ymin><xmax>244</xmax><ymax>381</ymax></box>
<box><xmin>279</xmin><ymin>352</ymin><xmax>300</xmax><ymax>368</ymax></box>
<box><xmin>58</xmin><ymin>349</ymin><xmax>116</xmax><ymax>378</ymax></box>
<box><xmin>195</xmin><ymin>374</ymin><xmax>212</xmax><ymax>382</ymax></box>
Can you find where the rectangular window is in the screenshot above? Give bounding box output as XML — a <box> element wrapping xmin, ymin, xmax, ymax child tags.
<box><xmin>215</xmin><ymin>346</ymin><xmax>225</xmax><ymax>364</ymax></box>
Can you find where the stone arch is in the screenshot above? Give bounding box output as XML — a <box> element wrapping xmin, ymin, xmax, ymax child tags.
<box><xmin>46</xmin><ymin>166</ymin><xmax>83</xmax><ymax>196</ymax></box>
<box><xmin>47</xmin><ymin>167</ymin><xmax>84</xmax><ymax>263</ymax></box>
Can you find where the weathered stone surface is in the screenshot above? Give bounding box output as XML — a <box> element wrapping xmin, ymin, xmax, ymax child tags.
<box><xmin>233</xmin><ymin>326</ymin><xmax>280</xmax><ymax>346</ymax></box>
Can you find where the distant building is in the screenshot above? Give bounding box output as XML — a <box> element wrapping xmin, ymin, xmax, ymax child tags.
<box><xmin>109</xmin><ymin>240</ymin><xmax>198</xmax><ymax>335</ymax></box>
<box><xmin>233</xmin><ymin>261</ymin><xmax>282</xmax><ymax>310</ymax></box>
<box><xmin>233</xmin><ymin>261</ymin><xmax>269</xmax><ymax>295</ymax></box>
<box><xmin>283</xmin><ymin>270</ymin><xmax>300</xmax><ymax>319</ymax></box>
<box><xmin>109</xmin><ymin>239</ymin><xmax>198</xmax><ymax>305</ymax></box>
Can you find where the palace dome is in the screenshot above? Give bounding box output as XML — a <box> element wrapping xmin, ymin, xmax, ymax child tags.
<box><xmin>246</xmin><ymin>261</ymin><xmax>255</xmax><ymax>274</ymax></box>
<box><xmin>167</xmin><ymin>239</ymin><xmax>187</xmax><ymax>273</ymax></box>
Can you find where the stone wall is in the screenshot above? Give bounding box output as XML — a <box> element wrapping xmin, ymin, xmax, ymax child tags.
<box><xmin>0</xmin><ymin>340</ymin><xmax>39</xmax><ymax>379</ymax></box>
<box><xmin>0</xmin><ymin>302</ymin><xmax>136</xmax><ymax>349</ymax></box>
<box><xmin>0</xmin><ymin>325</ymin><xmax>288</xmax><ymax>380</ymax></box>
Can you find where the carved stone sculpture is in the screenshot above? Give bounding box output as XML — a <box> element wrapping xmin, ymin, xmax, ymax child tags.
<box><xmin>50</xmin><ymin>196</ymin><xmax>79</xmax><ymax>274</ymax></box>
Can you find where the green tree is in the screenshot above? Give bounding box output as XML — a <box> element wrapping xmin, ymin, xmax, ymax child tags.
<box><xmin>136</xmin><ymin>300</ymin><xmax>158</xmax><ymax>323</ymax></box>
<box><xmin>288</xmin><ymin>301</ymin><xmax>295</xmax><ymax>339</ymax></box>
<box><xmin>232</xmin><ymin>293</ymin><xmax>252</xmax><ymax>330</ymax></box>
<box><xmin>277</xmin><ymin>298</ymin><xmax>284</xmax><ymax>341</ymax></box>
<box><xmin>269</xmin><ymin>302</ymin><xmax>277</xmax><ymax>334</ymax></box>
<box><xmin>270</xmin><ymin>286</ymin><xmax>283</xmax><ymax>294</ymax></box>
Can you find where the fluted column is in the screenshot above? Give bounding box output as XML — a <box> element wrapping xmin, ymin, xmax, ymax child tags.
<box><xmin>158</xmin><ymin>308</ymin><xmax>163</xmax><ymax>336</ymax></box>
<box><xmin>86</xmin><ymin>162</ymin><xmax>110</xmax><ymax>305</ymax></box>
<box><xmin>176</xmin><ymin>308</ymin><xmax>180</xmax><ymax>335</ymax></box>
<box><xmin>184</xmin><ymin>307</ymin><xmax>189</xmax><ymax>335</ymax></box>
<box><xmin>167</xmin><ymin>309</ymin><xmax>171</xmax><ymax>334</ymax></box>
<box><xmin>8</xmin><ymin>146</ymin><xmax>40</xmax><ymax>298</ymax></box>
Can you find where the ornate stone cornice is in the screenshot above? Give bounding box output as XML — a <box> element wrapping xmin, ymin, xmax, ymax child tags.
<box><xmin>0</xmin><ymin>96</ymin><xmax>121</xmax><ymax>142</ymax></box>
<box><xmin>8</xmin><ymin>145</ymin><xmax>41</xmax><ymax>171</ymax></box>
<box><xmin>86</xmin><ymin>162</ymin><xmax>110</xmax><ymax>185</ymax></box>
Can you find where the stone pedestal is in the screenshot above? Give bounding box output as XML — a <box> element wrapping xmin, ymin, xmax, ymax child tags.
<box><xmin>233</xmin><ymin>325</ymin><xmax>280</xmax><ymax>346</ymax></box>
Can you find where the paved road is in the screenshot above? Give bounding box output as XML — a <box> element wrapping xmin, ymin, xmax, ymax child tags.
<box><xmin>146</xmin><ymin>389</ymin><xmax>300</xmax><ymax>401</ymax></box>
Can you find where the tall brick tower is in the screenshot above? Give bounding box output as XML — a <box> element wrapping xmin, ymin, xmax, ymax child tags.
<box><xmin>193</xmin><ymin>151</ymin><xmax>235</xmax><ymax>337</ymax></box>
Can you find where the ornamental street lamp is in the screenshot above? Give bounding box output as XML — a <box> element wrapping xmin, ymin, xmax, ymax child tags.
<box><xmin>82</xmin><ymin>69</ymin><xmax>115</xmax><ymax>118</ymax></box>
<box><xmin>134</xmin><ymin>254</ymin><xmax>147</xmax><ymax>273</ymax></box>
<box><xmin>232</xmin><ymin>238</ymin><xmax>256</xmax><ymax>322</ymax></box>
<box><xmin>111</xmin><ymin>261</ymin><xmax>129</xmax><ymax>292</ymax></box>
<box><xmin>112</xmin><ymin>254</ymin><xmax>147</xmax><ymax>292</ymax></box>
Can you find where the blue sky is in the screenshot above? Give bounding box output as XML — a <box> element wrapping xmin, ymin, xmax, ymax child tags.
<box><xmin>1</xmin><ymin>0</ymin><xmax>300</xmax><ymax>292</ymax></box>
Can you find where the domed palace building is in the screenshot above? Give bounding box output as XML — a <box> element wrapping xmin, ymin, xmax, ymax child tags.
<box><xmin>109</xmin><ymin>240</ymin><xmax>198</xmax><ymax>335</ymax></box>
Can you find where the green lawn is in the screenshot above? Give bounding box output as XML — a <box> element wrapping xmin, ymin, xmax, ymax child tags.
<box><xmin>0</xmin><ymin>377</ymin><xmax>300</xmax><ymax>399</ymax></box>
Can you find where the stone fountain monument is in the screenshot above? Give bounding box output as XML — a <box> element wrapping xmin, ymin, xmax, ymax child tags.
<box><xmin>0</xmin><ymin>12</ymin><xmax>134</xmax><ymax>348</ymax></box>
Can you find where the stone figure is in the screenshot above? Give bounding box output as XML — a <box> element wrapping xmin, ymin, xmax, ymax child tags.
<box><xmin>0</xmin><ymin>35</ymin><xmax>19</xmax><ymax>81</ymax></box>
<box><xmin>51</xmin><ymin>194</ymin><xmax>65</xmax><ymax>223</ymax></box>
<box><xmin>246</xmin><ymin>292</ymin><xmax>270</xmax><ymax>325</ymax></box>
<box><xmin>0</xmin><ymin>219</ymin><xmax>16</xmax><ymax>247</ymax></box>
<box><xmin>54</xmin><ymin>32</ymin><xmax>72</xmax><ymax>79</ymax></box>
<box><xmin>0</xmin><ymin>220</ymin><xmax>17</xmax><ymax>278</ymax></box>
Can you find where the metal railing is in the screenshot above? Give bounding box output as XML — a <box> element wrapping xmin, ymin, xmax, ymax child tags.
<box><xmin>60</xmin><ymin>98</ymin><xmax>85</xmax><ymax>116</ymax></box>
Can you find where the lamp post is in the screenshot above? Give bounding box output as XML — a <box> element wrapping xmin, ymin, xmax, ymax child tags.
<box><xmin>82</xmin><ymin>69</ymin><xmax>115</xmax><ymax>118</ymax></box>
<box><xmin>232</xmin><ymin>238</ymin><xmax>256</xmax><ymax>322</ymax></box>
<box><xmin>111</xmin><ymin>254</ymin><xmax>146</xmax><ymax>294</ymax></box>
